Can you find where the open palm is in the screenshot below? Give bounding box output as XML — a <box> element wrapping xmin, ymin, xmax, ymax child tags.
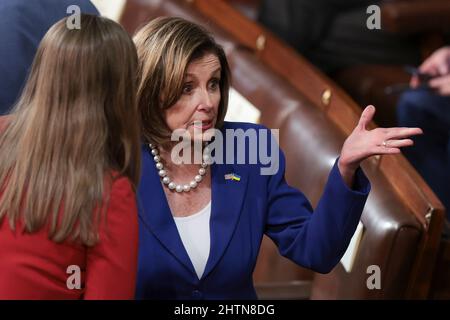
<box><xmin>338</xmin><ymin>105</ymin><xmax>423</xmax><ymax>180</ymax></box>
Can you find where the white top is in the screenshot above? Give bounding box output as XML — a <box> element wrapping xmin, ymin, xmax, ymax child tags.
<box><xmin>173</xmin><ymin>201</ymin><xmax>211</xmax><ymax>279</ymax></box>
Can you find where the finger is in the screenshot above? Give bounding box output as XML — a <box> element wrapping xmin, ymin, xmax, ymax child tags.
<box><xmin>438</xmin><ymin>63</ymin><xmax>449</xmax><ymax>76</ymax></box>
<box><xmin>384</xmin><ymin>127</ymin><xmax>423</xmax><ymax>140</ymax></box>
<box><xmin>421</xmin><ymin>48</ymin><xmax>450</xmax><ymax>76</ymax></box>
<box><xmin>383</xmin><ymin>139</ymin><xmax>414</xmax><ymax>148</ymax></box>
<box><xmin>410</xmin><ymin>75</ymin><xmax>420</xmax><ymax>88</ymax></box>
<box><xmin>419</xmin><ymin>55</ymin><xmax>440</xmax><ymax>75</ymax></box>
<box><xmin>419</xmin><ymin>61</ymin><xmax>436</xmax><ymax>75</ymax></box>
<box><xmin>358</xmin><ymin>105</ymin><xmax>376</xmax><ymax>130</ymax></box>
<box><xmin>429</xmin><ymin>74</ymin><xmax>450</xmax><ymax>89</ymax></box>
<box><xmin>373</xmin><ymin>147</ymin><xmax>401</xmax><ymax>155</ymax></box>
<box><xmin>437</xmin><ymin>83</ymin><xmax>450</xmax><ymax>96</ymax></box>
<box><xmin>419</xmin><ymin>58</ymin><xmax>436</xmax><ymax>73</ymax></box>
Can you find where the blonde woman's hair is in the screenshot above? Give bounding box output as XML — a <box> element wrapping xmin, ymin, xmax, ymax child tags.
<box><xmin>133</xmin><ymin>16</ymin><xmax>231</xmax><ymax>146</ymax></box>
<box><xmin>0</xmin><ymin>14</ymin><xmax>141</xmax><ymax>246</ymax></box>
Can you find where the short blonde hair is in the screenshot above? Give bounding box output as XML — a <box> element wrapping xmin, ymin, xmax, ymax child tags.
<box><xmin>133</xmin><ymin>17</ymin><xmax>231</xmax><ymax>146</ymax></box>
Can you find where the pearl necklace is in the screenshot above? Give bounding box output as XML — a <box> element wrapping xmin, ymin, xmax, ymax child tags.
<box><xmin>149</xmin><ymin>143</ymin><xmax>209</xmax><ymax>193</ymax></box>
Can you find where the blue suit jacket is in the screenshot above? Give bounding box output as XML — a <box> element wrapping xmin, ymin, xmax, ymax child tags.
<box><xmin>0</xmin><ymin>0</ymin><xmax>99</xmax><ymax>114</ymax></box>
<box><xmin>136</xmin><ymin>122</ymin><xmax>370</xmax><ymax>299</ymax></box>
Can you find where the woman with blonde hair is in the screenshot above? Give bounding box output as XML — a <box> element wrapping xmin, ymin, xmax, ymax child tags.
<box><xmin>0</xmin><ymin>14</ymin><xmax>141</xmax><ymax>299</ymax></box>
<box><xmin>134</xmin><ymin>17</ymin><xmax>422</xmax><ymax>300</ymax></box>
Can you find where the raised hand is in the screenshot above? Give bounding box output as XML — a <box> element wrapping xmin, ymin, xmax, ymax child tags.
<box><xmin>338</xmin><ymin>105</ymin><xmax>423</xmax><ymax>187</ymax></box>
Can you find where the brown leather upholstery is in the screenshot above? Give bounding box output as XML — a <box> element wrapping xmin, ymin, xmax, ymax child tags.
<box><xmin>334</xmin><ymin>65</ymin><xmax>411</xmax><ymax>127</ymax></box>
<box><xmin>430</xmin><ymin>236</ymin><xmax>450</xmax><ymax>299</ymax></box>
<box><xmin>121</xmin><ymin>0</ymin><xmax>446</xmax><ymax>299</ymax></box>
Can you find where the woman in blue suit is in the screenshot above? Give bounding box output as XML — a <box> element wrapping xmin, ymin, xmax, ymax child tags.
<box><xmin>133</xmin><ymin>17</ymin><xmax>422</xmax><ymax>300</ymax></box>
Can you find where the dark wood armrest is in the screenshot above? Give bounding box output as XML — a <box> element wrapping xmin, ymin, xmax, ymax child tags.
<box><xmin>255</xmin><ymin>281</ymin><xmax>312</xmax><ymax>300</ymax></box>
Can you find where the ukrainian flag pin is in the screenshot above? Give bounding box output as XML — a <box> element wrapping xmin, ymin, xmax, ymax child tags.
<box><xmin>225</xmin><ymin>173</ymin><xmax>241</xmax><ymax>181</ymax></box>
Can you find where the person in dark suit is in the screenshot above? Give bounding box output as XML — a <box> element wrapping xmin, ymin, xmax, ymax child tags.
<box><xmin>133</xmin><ymin>17</ymin><xmax>423</xmax><ymax>299</ymax></box>
<box><xmin>0</xmin><ymin>15</ymin><xmax>141</xmax><ymax>299</ymax></box>
<box><xmin>397</xmin><ymin>46</ymin><xmax>450</xmax><ymax>222</ymax></box>
<box><xmin>0</xmin><ymin>0</ymin><xmax>99</xmax><ymax>115</ymax></box>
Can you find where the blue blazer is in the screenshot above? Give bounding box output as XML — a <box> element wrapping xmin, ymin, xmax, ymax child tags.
<box><xmin>136</xmin><ymin>122</ymin><xmax>370</xmax><ymax>299</ymax></box>
<box><xmin>0</xmin><ymin>0</ymin><xmax>99</xmax><ymax>115</ymax></box>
